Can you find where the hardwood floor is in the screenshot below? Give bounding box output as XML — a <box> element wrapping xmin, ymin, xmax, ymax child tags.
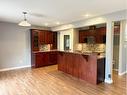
<box><xmin>0</xmin><ymin>65</ymin><xmax>126</xmax><ymax>95</ymax></box>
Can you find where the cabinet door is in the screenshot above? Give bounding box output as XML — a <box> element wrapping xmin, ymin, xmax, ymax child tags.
<box><xmin>31</xmin><ymin>30</ymin><xmax>39</xmax><ymax>51</ymax></box>
<box><xmin>35</xmin><ymin>53</ymin><xmax>43</xmax><ymax>67</ymax></box>
<box><xmin>79</xmin><ymin>30</ymin><xmax>93</xmax><ymax>43</ymax></box>
<box><xmin>48</xmin><ymin>31</ymin><xmax>53</xmax><ymax>44</ymax></box>
<box><xmin>52</xmin><ymin>32</ymin><xmax>57</xmax><ymax>49</ymax></box>
<box><xmin>97</xmin><ymin>58</ymin><xmax>105</xmax><ymax>84</ymax></box>
<box><xmin>49</xmin><ymin>52</ymin><xmax>57</xmax><ymax>65</ymax></box>
<box><xmin>79</xmin><ymin>31</ymin><xmax>84</xmax><ymax>43</ymax></box>
<box><xmin>44</xmin><ymin>52</ymin><xmax>50</xmax><ymax>66</ymax></box>
<box><xmin>44</xmin><ymin>31</ymin><xmax>53</xmax><ymax>44</ymax></box>
<box><xmin>39</xmin><ymin>31</ymin><xmax>45</xmax><ymax>44</ymax></box>
<box><xmin>96</xmin><ymin>27</ymin><xmax>106</xmax><ymax>43</ymax></box>
<box><xmin>44</xmin><ymin>31</ymin><xmax>48</xmax><ymax>44</ymax></box>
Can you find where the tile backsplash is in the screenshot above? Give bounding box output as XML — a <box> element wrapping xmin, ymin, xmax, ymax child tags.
<box><xmin>75</xmin><ymin>43</ymin><xmax>105</xmax><ymax>53</ymax></box>
<box><xmin>39</xmin><ymin>44</ymin><xmax>51</xmax><ymax>51</ymax></box>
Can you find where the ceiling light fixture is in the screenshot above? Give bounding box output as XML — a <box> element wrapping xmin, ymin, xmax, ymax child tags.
<box><xmin>18</xmin><ymin>12</ymin><xmax>31</xmax><ymax>27</ymax></box>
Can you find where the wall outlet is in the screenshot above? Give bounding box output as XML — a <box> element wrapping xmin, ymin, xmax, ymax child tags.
<box><xmin>108</xmin><ymin>74</ymin><xmax>111</xmax><ymax>78</ymax></box>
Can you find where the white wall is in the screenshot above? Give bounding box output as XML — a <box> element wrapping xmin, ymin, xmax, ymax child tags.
<box><xmin>58</xmin><ymin>29</ymin><xmax>74</xmax><ymax>51</ymax></box>
<box><xmin>57</xmin><ymin>28</ymin><xmax>79</xmax><ymax>51</ymax></box>
<box><xmin>73</xmin><ymin>29</ymin><xmax>79</xmax><ymax>51</ymax></box>
<box><xmin>0</xmin><ymin>22</ymin><xmax>48</xmax><ymax>70</ymax></box>
<box><xmin>119</xmin><ymin>20</ymin><xmax>127</xmax><ymax>75</ymax></box>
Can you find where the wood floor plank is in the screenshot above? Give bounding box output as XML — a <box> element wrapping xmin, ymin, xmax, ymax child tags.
<box><xmin>0</xmin><ymin>65</ymin><xmax>126</xmax><ymax>95</ymax></box>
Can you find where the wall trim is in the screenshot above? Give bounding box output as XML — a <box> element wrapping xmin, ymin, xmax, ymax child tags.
<box><xmin>105</xmin><ymin>79</ymin><xmax>113</xmax><ymax>84</ymax></box>
<box><xmin>0</xmin><ymin>65</ymin><xmax>31</xmax><ymax>72</ymax></box>
<box><xmin>119</xmin><ymin>70</ymin><xmax>127</xmax><ymax>76</ymax></box>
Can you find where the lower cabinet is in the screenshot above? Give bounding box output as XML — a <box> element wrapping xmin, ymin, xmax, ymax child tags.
<box><xmin>32</xmin><ymin>51</ymin><xmax>57</xmax><ymax>68</ymax></box>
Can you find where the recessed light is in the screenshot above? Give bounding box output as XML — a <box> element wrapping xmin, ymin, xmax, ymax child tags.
<box><xmin>83</xmin><ymin>14</ymin><xmax>90</xmax><ymax>18</ymax></box>
<box><xmin>44</xmin><ymin>23</ymin><xmax>49</xmax><ymax>26</ymax></box>
<box><xmin>56</xmin><ymin>22</ymin><xmax>60</xmax><ymax>25</ymax></box>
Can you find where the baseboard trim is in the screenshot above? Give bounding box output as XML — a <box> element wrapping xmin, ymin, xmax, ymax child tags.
<box><xmin>0</xmin><ymin>65</ymin><xmax>31</xmax><ymax>72</ymax></box>
<box><xmin>105</xmin><ymin>79</ymin><xmax>113</xmax><ymax>84</ymax></box>
<box><xmin>119</xmin><ymin>70</ymin><xmax>127</xmax><ymax>76</ymax></box>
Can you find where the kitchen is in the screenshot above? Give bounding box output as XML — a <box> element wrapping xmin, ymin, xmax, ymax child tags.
<box><xmin>0</xmin><ymin>0</ymin><xmax>126</xmax><ymax>94</ymax></box>
<box><xmin>31</xmin><ymin>23</ymin><xmax>107</xmax><ymax>84</ymax></box>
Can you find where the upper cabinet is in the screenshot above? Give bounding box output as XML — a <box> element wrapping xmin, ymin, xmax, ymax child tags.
<box><xmin>31</xmin><ymin>29</ymin><xmax>40</xmax><ymax>51</ymax></box>
<box><xmin>31</xmin><ymin>29</ymin><xmax>57</xmax><ymax>51</ymax></box>
<box><xmin>79</xmin><ymin>26</ymin><xmax>106</xmax><ymax>43</ymax></box>
<box><xmin>39</xmin><ymin>30</ymin><xmax>53</xmax><ymax>44</ymax></box>
<box><xmin>95</xmin><ymin>27</ymin><xmax>106</xmax><ymax>43</ymax></box>
<box><xmin>38</xmin><ymin>30</ymin><xmax>45</xmax><ymax>44</ymax></box>
<box><xmin>52</xmin><ymin>32</ymin><xmax>57</xmax><ymax>49</ymax></box>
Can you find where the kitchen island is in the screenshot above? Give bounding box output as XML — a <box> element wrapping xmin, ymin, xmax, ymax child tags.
<box><xmin>57</xmin><ymin>51</ymin><xmax>105</xmax><ymax>85</ymax></box>
<box><xmin>32</xmin><ymin>50</ymin><xmax>105</xmax><ymax>85</ymax></box>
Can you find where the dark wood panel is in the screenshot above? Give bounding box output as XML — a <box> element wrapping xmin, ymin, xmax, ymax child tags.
<box><xmin>39</xmin><ymin>30</ymin><xmax>45</xmax><ymax>44</ymax></box>
<box><xmin>58</xmin><ymin>52</ymin><xmax>105</xmax><ymax>85</ymax></box>
<box><xmin>97</xmin><ymin>58</ymin><xmax>105</xmax><ymax>83</ymax></box>
<box><xmin>79</xmin><ymin>27</ymin><xmax>106</xmax><ymax>43</ymax></box>
<box><xmin>52</xmin><ymin>32</ymin><xmax>57</xmax><ymax>49</ymax></box>
<box><xmin>31</xmin><ymin>29</ymin><xmax>57</xmax><ymax>52</ymax></box>
<box><xmin>31</xmin><ymin>29</ymin><xmax>39</xmax><ymax>51</ymax></box>
<box><xmin>32</xmin><ymin>51</ymin><xmax>58</xmax><ymax>68</ymax></box>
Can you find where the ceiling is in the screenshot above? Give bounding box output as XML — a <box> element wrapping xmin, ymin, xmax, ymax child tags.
<box><xmin>0</xmin><ymin>0</ymin><xmax>126</xmax><ymax>27</ymax></box>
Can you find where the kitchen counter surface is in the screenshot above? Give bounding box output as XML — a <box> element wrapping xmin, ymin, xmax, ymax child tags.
<box><xmin>33</xmin><ymin>50</ymin><xmax>105</xmax><ymax>59</ymax></box>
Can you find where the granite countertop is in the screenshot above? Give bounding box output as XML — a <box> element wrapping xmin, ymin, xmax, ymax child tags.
<box><xmin>33</xmin><ymin>50</ymin><xmax>57</xmax><ymax>53</ymax></box>
<box><xmin>33</xmin><ymin>50</ymin><xmax>105</xmax><ymax>59</ymax></box>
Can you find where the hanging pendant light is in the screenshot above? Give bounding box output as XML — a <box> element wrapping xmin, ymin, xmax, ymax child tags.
<box><xmin>18</xmin><ymin>12</ymin><xmax>31</xmax><ymax>26</ymax></box>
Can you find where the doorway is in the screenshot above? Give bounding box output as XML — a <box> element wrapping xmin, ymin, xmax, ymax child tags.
<box><xmin>113</xmin><ymin>21</ymin><xmax>120</xmax><ymax>75</ymax></box>
<box><xmin>64</xmin><ymin>35</ymin><xmax>70</xmax><ymax>50</ymax></box>
<box><xmin>113</xmin><ymin>21</ymin><xmax>120</xmax><ymax>74</ymax></box>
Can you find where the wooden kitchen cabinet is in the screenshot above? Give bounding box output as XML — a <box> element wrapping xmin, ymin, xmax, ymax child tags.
<box><xmin>49</xmin><ymin>51</ymin><xmax>58</xmax><ymax>65</ymax></box>
<box><xmin>95</xmin><ymin>27</ymin><xmax>106</xmax><ymax>43</ymax></box>
<box><xmin>39</xmin><ymin>30</ymin><xmax>53</xmax><ymax>44</ymax></box>
<box><xmin>31</xmin><ymin>29</ymin><xmax>40</xmax><ymax>51</ymax></box>
<box><xmin>44</xmin><ymin>31</ymin><xmax>53</xmax><ymax>44</ymax></box>
<box><xmin>32</xmin><ymin>52</ymin><xmax>46</xmax><ymax>68</ymax></box>
<box><xmin>31</xmin><ymin>29</ymin><xmax>57</xmax><ymax>51</ymax></box>
<box><xmin>79</xmin><ymin>30</ymin><xmax>88</xmax><ymax>43</ymax></box>
<box><xmin>52</xmin><ymin>32</ymin><xmax>57</xmax><ymax>49</ymax></box>
<box><xmin>32</xmin><ymin>51</ymin><xmax>58</xmax><ymax>68</ymax></box>
<box><xmin>38</xmin><ymin>30</ymin><xmax>45</xmax><ymax>44</ymax></box>
<box><xmin>79</xmin><ymin>27</ymin><xmax>106</xmax><ymax>43</ymax></box>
